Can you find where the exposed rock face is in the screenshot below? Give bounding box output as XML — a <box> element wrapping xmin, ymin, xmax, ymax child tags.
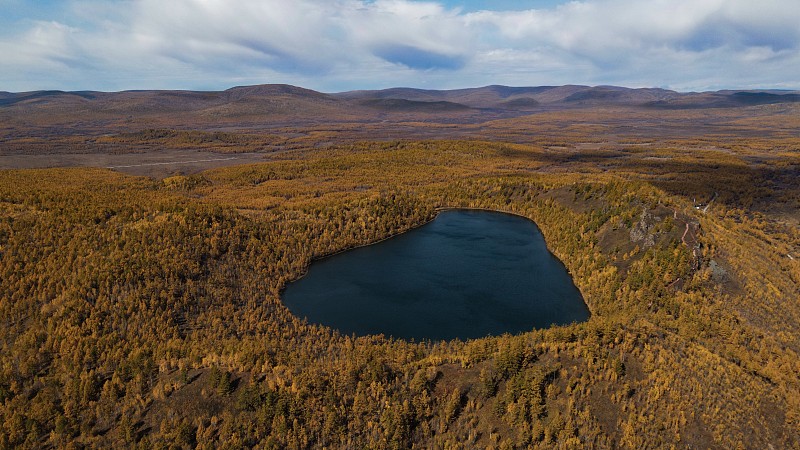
<box><xmin>630</xmin><ymin>209</ymin><xmax>655</xmax><ymax>248</ymax></box>
<box><xmin>709</xmin><ymin>259</ymin><xmax>728</xmax><ymax>283</ymax></box>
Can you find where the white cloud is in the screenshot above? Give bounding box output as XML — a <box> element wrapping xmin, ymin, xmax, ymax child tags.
<box><xmin>0</xmin><ymin>0</ymin><xmax>798</xmax><ymax>91</ymax></box>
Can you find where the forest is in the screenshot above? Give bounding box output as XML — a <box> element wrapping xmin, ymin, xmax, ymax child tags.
<box><xmin>1</xmin><ymin>133</ymin><xmax>798</xmax><ymax>449</ymax></box>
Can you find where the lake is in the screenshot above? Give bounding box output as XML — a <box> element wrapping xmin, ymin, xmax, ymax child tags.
<box><xmin>282</xmin><ymin>209</ymin><xmax>590</xmax><ymax>341</ymax></box>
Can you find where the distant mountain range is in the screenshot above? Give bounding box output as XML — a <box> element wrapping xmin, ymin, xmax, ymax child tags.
<box><xmin>3</xmin><ymin>84</ymin><xmax>800</xmax><ymax>110</ymax></box>
<box><xmin>336</xmin><ymin>84</ymin><xmax>800</xmax><ymax>109</ymax></box>
<box><xmin>2</xmin><ymin>84</ymin><xmax>799</xmax><ymax>133</ymax></box>
<box><xmin>3</xmin><ymin>83</ymin><xmax>799</xmax><ymax>109</ymax></box>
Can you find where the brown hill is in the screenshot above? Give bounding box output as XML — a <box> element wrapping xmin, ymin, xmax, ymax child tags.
<box><xmin>335</xmin><ymin>85</ymin><xmax>800</xmax><ymax>109</ymax></box>
<box><xmin>336</xmin><ymin>85</ymin><xmax>561</xmax><ymax>108</ymax></box>
<box><xmin>358</xmin><ymin>98</ymin><xmax>472</xmax><ymax>112</ymax></box>
<box><xmin>2</xmin><ymin>83</ymin><xmax>800</xmax><ymax>138</ymax></box>
<box><xmin>0</xmin><ymin>85</ymin><xmax>364</xmax><ymax>135</ymax></box>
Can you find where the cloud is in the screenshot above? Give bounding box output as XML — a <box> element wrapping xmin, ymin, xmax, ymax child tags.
<box><xmin>0</xmin><ymin>0</ymin><xmax>798</xmax><ymax>92</ymax></box>
<box><xmin>373</xmin><ymin>44</ymin><xmax>466</xmax><ymax>69</ymax></box>
<box><xmin>129</xmin><ymin>0</ymin><xmax>342</xmax><ymax>72</ymax></box>
<box><xmin>678</xmin><ymin>1</ymin><xmax>800</xmax><ymax>52</ymax></box>
<box><xmin>346</xmin><ymin>0</ymin><xmax>472</xmax><ymax>67</ymax></box>
<box><xmin>468</xmin><ymin>0</ymin><xmax>800</xmax><ymax>61</ymax></box>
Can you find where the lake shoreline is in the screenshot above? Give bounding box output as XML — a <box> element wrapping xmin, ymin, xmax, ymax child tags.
<box><xmin>282</xmin><ymin>208</ymin><xmax>591</xmax><ymax>340</ymax></box>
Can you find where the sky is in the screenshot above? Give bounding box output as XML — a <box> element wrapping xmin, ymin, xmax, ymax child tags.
<box><xmin>1</xmin><ymin>0</ymin><xmax>799</xmax><ymax>93</ymax></box>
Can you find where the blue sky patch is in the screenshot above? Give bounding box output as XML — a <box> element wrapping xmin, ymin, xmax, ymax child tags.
<box><xmin>374</xmin><ymin>45</ymin><xmax>466</xmax><ymax>70</ymax></box>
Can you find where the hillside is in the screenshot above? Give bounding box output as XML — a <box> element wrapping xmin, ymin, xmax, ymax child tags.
<box><xmin>0</xmin><ymin>83</ymin><xmax>799</xmax><ymax>448</ymax></box>
<box><xmin>334</xmin><ymin>84</ymin><xmax>800</xmax><ymax>109</ymax></box>
<box><xmin>3</xmin><ymin>84</ymin><xmax>800</xmax><ymax>141</ymax></box>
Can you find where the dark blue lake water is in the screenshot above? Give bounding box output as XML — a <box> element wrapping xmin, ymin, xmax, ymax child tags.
<box><xmin>282</xmin><ymin>210</ymin><xmax>590</xmax><ymax>341</ymax></box>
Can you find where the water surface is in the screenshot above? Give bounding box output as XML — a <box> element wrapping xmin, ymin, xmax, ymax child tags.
<box><xmin>282</xmin><ymin>210</ymin><xmax>589</xmax><ymax>340</ymax></box>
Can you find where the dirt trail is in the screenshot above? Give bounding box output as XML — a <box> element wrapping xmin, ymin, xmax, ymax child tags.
<box><xmin>675</xmin><ymin>209</ymin><xmax>703</xmax><ymax>273</ymax></box>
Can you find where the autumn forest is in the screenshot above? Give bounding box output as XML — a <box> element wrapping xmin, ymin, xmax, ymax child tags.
<box><xmin>0</xmin><ymin>85</ymin><xmax>799</xmax><ymax>449</ymax></box>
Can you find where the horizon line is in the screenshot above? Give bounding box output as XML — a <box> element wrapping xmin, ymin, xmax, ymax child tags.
<box><xmin>3</xmin><ymin>83</ymin><xmax>800</xmax><ymax>96</ymax></box>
